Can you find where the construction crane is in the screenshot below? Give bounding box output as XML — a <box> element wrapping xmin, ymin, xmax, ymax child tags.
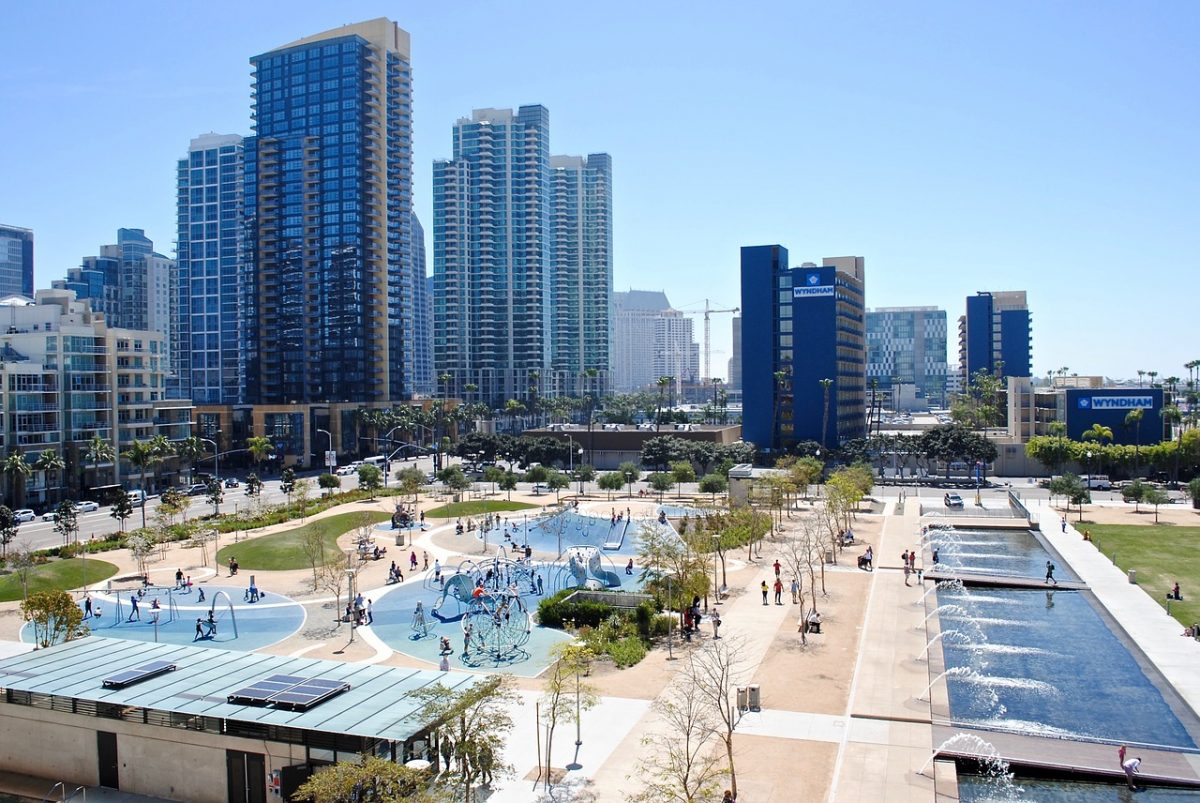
<box><xmin>688</xmin><ymin>299</ymin><xmax>739</xmax><ymax>383</ymax></box>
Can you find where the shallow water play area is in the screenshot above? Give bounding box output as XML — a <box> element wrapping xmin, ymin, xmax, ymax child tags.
<box><xmin>921</xmin><ymin>521</ymin><xmax>1200</xmax><ymax>799</ymax></box>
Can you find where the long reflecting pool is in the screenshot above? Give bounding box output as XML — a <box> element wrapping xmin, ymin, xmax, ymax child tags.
<box><xmin>937</xmin><ymin>587</ymin><xmax>1197</xmax><ymax>748</ymax></box>
<box><xmin>959</xmin><ymin>774</ymin><xmax>1200</xmax><ymax>802</ymax></box>
<box><xmin>927</xmin><ymin>527</ymin><xmax>1078</xmax><ymax>582</ymax></box>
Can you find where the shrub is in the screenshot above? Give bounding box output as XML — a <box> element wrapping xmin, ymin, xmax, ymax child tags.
<box><xmin>607</xmin><ymin>636</ymin><xmax>647</xmax><ymax>668</ymax></box>
<box><xmin>536</xmin><ymin>589</ymin><xmax>615</xmax><ymax>629</ymax></box>
<box><xmin>650</xmin><ymin>614</ymin><xmax>674</xmax><ymax>638</ymax></box>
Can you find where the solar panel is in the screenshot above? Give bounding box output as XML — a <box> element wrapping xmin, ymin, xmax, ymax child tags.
<box><xmin>102</xmin><ymin>660</ymin><xmax>177</xmax><ymax>689</ymax></box>
<box><xmin>227</xmin><ymin>674</ymin><xmax>351</xmax><ymax>710</ymax></box>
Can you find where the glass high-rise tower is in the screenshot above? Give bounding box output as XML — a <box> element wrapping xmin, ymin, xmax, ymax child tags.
<box><xmin>246</xmin><ymin>19</ymin><xmax>413</xmax><ymax>404</ymax></box>
<box><xmin>173</xmin><ymin>133</ymin><xmax>247</xmax><ymax>404</ymax></box>
<box><xmin>433</xmin><ymin>106</ymin><xmax>612</xmax><ymax>405</ymax></box>
<box><xmin>0</xmin><ymin>225</ymin><xmax>34</xmax><ymax>298</ymax></box>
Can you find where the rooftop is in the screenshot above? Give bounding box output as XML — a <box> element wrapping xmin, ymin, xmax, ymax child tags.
<box><xmin>0</xmin><ymin>636</ymin><xmax>476</xmax><ymax>743</ymax></box>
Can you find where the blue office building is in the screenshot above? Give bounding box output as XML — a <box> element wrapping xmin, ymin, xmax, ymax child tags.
<box><xmin>0</xmin><ymin>225</ymin><xmax>34</xmax><ymax>298</ymax></box>
<box><xmin>740</xmin><ymin>246</ymin><xmax>866</xmax><ymax>452</ymax></box>
<box><xmin>246</xmin><ymin>19</ymin><xmax>414</xmax><ymax>404</ymax></box>
<box><xmin>958</xmin><ymin>290</ymin><xmax>1031</xmax><ymax>384</ymax></box>
<box><xmin>1064</xmin><ymin>387</ymin><xmax>1164</xmax><ymax>446</ymax></box>
<box><xmin>172</xmin><ymin>133</ymin><xmax>247</xmax><ymax>404</ymax></box>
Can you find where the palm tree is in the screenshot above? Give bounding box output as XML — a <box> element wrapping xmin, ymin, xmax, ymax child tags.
<box><xmin>85</xmin><ymin>434</ymin><xmax>114</xmax><ymax>493</ymax></box>
<box><xmin>464</xmin><ymin>383</ymin><xmax>479</xmax><ymax>405</ymax></box>
<box><xmin>654</xmin><ymin>375</ymin><xmax>672</xmax><ymax>432</ymax></box>
<box><xmin>583</xmin><ymin>367</ymin><xmax>600</xmax><ymax>464</ymax></box>
<box><xmin>246</xmin><ymin>436</ymin><xmax>274</xmax><ymax>475</ymax></box>
<box><xmin>819</xmin><ymin>378</ymin><xmax>835</xmax><ymax>450</ymax></box>
<box><xmin>1148</xmin><ymin>370</ymin><xmax>1159</xmax><ymax>388</ymax></box>
<box><xmin>3</xmin><ymin>450</ymin><xmax>32</xmax><ymax>510</ymax></box>
<box><xmin>174</xmin><ymin>436</ymin><xmax>206</xmax><ymax>484</ymax></box>
<box><xmin>148</xmin><ymin>434</ymin><xmax>174</xmax><ymax>490</ymax></box>
<box><xmin>34</xmin><ymin>449</ymin><xmax>66</xmax><ymax>506</ymax></box>
<box><xmin>504</xmin><ymin>398</ymin><xmax>526</xmax><ymax>434</ymax></box>
<box><xmin>770</xmin><ymin>369</ymin><xmax>789</xmax><ymax>450</ymax></box>
<box><xmin>1125</xmin><ymin>408</ymin><xmax>1145</xmax><ymax>475</ymax></box>
<box><xmin>121</xmin><ymin>440</ymin><xmax>155</xmax><ymax>529</ymax></box>
<box><xmin>1081</xmin><ymin>423</ymin><xmax>1114</xmax><ymax>480</ymax></box>
<box><xmin>1137</xmin><ymin>369</ymin><xmax>1146</xmax><ymax>387</ymax></box>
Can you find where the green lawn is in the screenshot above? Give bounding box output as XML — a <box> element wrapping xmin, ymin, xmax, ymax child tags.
<box><xmin>0</xmin><ymin>558</ymin><xmax>119</xmax><ymax>603</ymax></box>
<box><xmin>1088</xmin><ymin>524</ymin><xmax>1200</xmax><ymax>627</ymax></box>
<box><xmin>215</xmin><ymin>511</ymin><xmax>390</xmax><ymax>571</ymax></box>
<box><xmin>423</xmin><ymin>500</ymin><xmax>538</xmax><ymax>518</ymax></box>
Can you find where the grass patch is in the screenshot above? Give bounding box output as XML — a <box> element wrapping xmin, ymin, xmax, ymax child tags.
<box><xmin>215</xmin><ymin>511</ymin><xmax>390</xmax><ymax>571</ymax></box>
<box><xmin>424</xmin><ymin>500</ymin><xmax>537</xmax><ymax>518</ymax></box>
<box><xmin>0</xmin><ymin>558</ymin><xmax>119</xmax><ymax>603</ymax></box>
<box><xmin>1088</xmin><ymin>524</ymin><xmax>1200</xmax><ymax>627</ymax></box>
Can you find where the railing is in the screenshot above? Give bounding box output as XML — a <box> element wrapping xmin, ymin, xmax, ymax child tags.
<box><xmin>919</xmin><ymin>502</ymin><xmax>1022</xmax><ymax>519</ymax></box>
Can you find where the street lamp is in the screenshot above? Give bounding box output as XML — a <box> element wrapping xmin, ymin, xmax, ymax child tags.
<box><xmin>192</xmin><ymin>422</ymin><xmax>221</xmax><ymax>485</ymax></box>
<box><xmin>1086</xmin><ymin>451</ymin><xmax>1093</xmax><ymax>492</ymax></box>
<box><xmin>712</xmin><ymin>534</ymin><xmax>721</xmax><ymax>605</ymax></box>
<box><xmin>317</xmin><ymin>428</ymin><xmax>333</xmax><ymax>471</ymax></box>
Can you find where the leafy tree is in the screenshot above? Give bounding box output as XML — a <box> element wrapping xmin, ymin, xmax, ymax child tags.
<box><xmin>698</xmin><ymin>473</ymin><xmax>727</xmax><ymax>504</ymax></box>
<box><xmin>317</xmin><ymin>473</ymin><xmax>340</xmax><ymax>498</ymax></box>
<box><xmin>1049</xmin><ymin>473</ymin><xmax>1090</xmax><ymax>521</ymax></box>
<box><xmin>0</xmin><ymin>505</ymin><xmax>16</xmax><ymax>558</ymax></box>
<box><xmin>655</xmin><ymin>375</ymin><xmax>673</xmax><ymax>432</ymax></box>
<box><xmin>52</xmin><ymin>500</ymin><xmax>78</xmax><ymax>546</ymax></box>
<box><xmin>787</xmin><ymin>455</ymin><xmax>824</xmax><ymax>499</ymax></box>
<box><xmin>498</xmin><ymin>471</ymin><xmax>519</xmax><ymax>501</ymax></box>
<box><xmin>524</xmin><ymin>464</ymin><xmax>550</xmax><ymax>489</ymax></box>
<box><xmin>597</xmin><ymin>471</ymin><xmax>624</xmax><ymax>500</ymax></box>
<box><xmin>244</xmin><ymin>472</ymin><xmax>263</xmax><ymax>499</ymax></box>
<box><xmin>294</xmin><ymin>755</ymin><xmax>436</xmax><ymax>803</ymax></box>
<box><xmin>280</xmin><ymin>466</ymin><xmax>297</xmax><ymax>499</ymax></box>
<box><xmin>539</xmin><ymin>644</ymin><xmax>597</xmax><ymax>791</ymax></box>
<box><xmin>618</xmin><ymin>461</ymin><xmax>641</xmax><ymax>498</ymax></box>
<box><xmin>482</xmin><ymin>465</ymin><xmax>505</xmax><ymax>495</ymax></box>
<box><xmin>205</xmin><ymin>478</ymin><xmax>224</xmax><ymax>515</ymax></box>
<box><xmin>638</xmin><ymin>523</ymin><xmax>710</xmax><ymax>618</ymax></box>
<box><xmin>357</xmin><ymin>464</ymin><xmax>383</xmax><ymax>499</ymax></box>
<box><xmin>649</xmin><ymin>472</ymin><xmax>674</xmax><ymax>501</ymax></box>
<box><xmin>642</xmin><ymin>436</ymin><xmax>694</xmax><ymax>472</ymax></box>
<box><xmin>413</xmin><ymin>676</ymin><xmax>519</xmax><ymax>803</ymax></box>
<box><xmin>1185</xmin><ymin>477</ymin><xmax>1200</xmax><ymax>508</ymax></box>
<box><xmin>951</xmin><ymin>367</ymin><xmax>1005</xmax><ymax>429</ymax></box>
<box><xmin>574</xmin><ymin>464</ymin><xmax>596</xmax><ymax>495</ymax></box>
<box><xmin>109</xmin><ymin>493</ymin><xmax>133</xmax><ymax>533</ymax></box>
<box><xmin>127</xmin><ymin>533</ymin><xmax>155</xmax><ymax>578</ymax></box>
<box><xmin>397</xmin><ymin>466</ymin><xmax>425</xmax><ymax>506</ymax></box>
<box><xmin>670</xmin><ymin>460</ymin><xmax>696</xmax><ymax>498</ymax></box>
<box><xmin>1122</xmin><ymin>479</ymin><xmax>1149</xmax><ymax>512</ymax></box>
<box><xmin>293</xmin><ymin>478</ymin><xmax>313</xmax><ymax>520</ymax></box>
<box><xmin>545</xmin><ymin>470</ymin><xmax>570</xmax><ymax>503</ymax></box>
<box><xmin>22</xmin><ymin>590</ymin><xmax>86</xmax><ymax>648</ymax></box>
<box><xmin>1025</xmin><ymin>433</ymin><xmax>1072</xmax><ymax>476</ymax></box>
<box><xmin>437</xmin><ymin>465</ymin><xmax>472</xmax><ymax>499</ymax></box>
<box><xmin>1143</xmin><ymin>487</ymin><xmax>1170</xmax><ymax>523</ymax></box>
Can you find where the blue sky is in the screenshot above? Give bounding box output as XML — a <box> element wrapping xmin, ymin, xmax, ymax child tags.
<box><xmin>1</xmin><ymin>1</ymin><xmax>1195</xmax><ymax>382</ymax></box>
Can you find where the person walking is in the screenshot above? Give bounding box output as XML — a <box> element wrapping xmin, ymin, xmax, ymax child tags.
<box><xmin>423</xmin><ymin>550</ymin><xmax>429</xmax><ymax>570</ymax></box>
<box><xmin>127</xmin><ymin>594</ymin><xmax>140</xmax><ymax>622</ymax></box>
<box><xmin>83</xmin><ymin>595</ymin><xmax>93</xmax><ymax>619</ymax></box>
<box><xmin>366</xmin><ymin>599</ymin><xmax>373</xmax><ymax>625</ymax></box>
<box><xmin>711</xmin><ymin>611</ymin><xmax>722</xmax><ymax>639</ymax></box>
<box><xmin>1060</xmin><ymin>516</ymin><xmax>1067</xmax><ymax>534</ymax></box>
<box><xmin>410</xmin><ymin>550</ymin><xmax>418</xmax><ymax>570</ymax></box>
<box><xmin>773</xmin><ymin>559</ymin><xmax>781</xmax><ymax>577</ymax></box>
<box><xmin>1045</xmin><ymin>560</ymin><xmax>1057</xmax><ymax>586</ymax></box>
<box><xmin>761</xmin><ymin>580</ymin><xmax>769</xmax><ymax>605</ymax></box>
<box><xmin>773</xmin><ymin>578</ymin><xmax>784</xmax><ymax>605</ymax></box>
<box><xmin>1122</xmin><ymin>756</ymin><xmax>1141</xmax><ymax>790</ymax></box>
<box><xmin>903</xmin><ymin>559</ymin><xmax>912</xmax><ymax>587</ymax></box>
<box><xmin>790</xmin><ymin>577</ymin><xmax>800</xmax><ymax>604</ymax></box>
<box><xmin>1118</xmin><ymin>744</ymin><xmax>1127</xmax><ymax>769</ymax></box>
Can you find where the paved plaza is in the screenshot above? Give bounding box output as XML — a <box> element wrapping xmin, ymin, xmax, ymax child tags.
<box><xmin>3</xmin><ymin>485</ymin><xmax>1200</xmax><ymax>801</ymax></box>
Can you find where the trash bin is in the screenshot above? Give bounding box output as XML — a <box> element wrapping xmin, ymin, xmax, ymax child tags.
<box><xmin>748</xmin><ymin>684</ymin><xmax>761</xmax><ymax>712</ymax></box>
<box><xmin>736</xmin><ymin>687</ymin><xmax>748</xmax><ymax>712</ymax></box>
<box><xmin>824</xmin><ymin>549</ymin><xmax>834</xmax><ymax>564</ymax></box>
<box><xmin>395</xmin><ymin>533</ymin><xmax>405</xmax><ymax>547</ymax></box>
<box><xmin>1128</xmin><ymin>569</ymin><xmax>1137</xmax><ymax>584</ymax></box>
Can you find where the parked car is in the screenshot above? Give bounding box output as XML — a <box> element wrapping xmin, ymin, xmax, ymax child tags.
<box><xmin>187</xmin><ymin>483</ymin><xmax>208</xmax><ymax>496</ymax></box>
<box><xmin>335</xmin><ymin>465</ymin><xmax>357</xmax><ymax>476</ymax></box>
<box><xmin>41</xmin><ymin>510</ymin><xmax>57</xmax><ymax>521</ymax></box>
<box><xmin>12</xmin><ymin>509</ymin><xmax>35</xmax><ymax>522</ymax></box>
<box><xmin>944</xmin><ymin>492</ymin><xmax>965</xmax><ymax>509</ymax></box>
<box><xmin>74</xmin><ymin>500</ymin><xmax>100</xmax><ymax>513</ymax></box>
<box><xmin>223</xmin><ymin>478</ymin><xmax>240</xmax><ymax>488</ymax></box>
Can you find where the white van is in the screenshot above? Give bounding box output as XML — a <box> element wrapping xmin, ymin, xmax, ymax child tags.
<box><xmin>1086</xmin><ymin>475</ymin><xmax>1112</xmax><ymax>491</ymax></box>
<box><xmin>126</xmin><ymin>489</ymin><xmax>146</xmax><ymax>507</ymax></box>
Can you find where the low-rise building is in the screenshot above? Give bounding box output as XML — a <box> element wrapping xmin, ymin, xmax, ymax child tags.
<box><xmin>524</xmin><ymin>423</ymin><xmax>742</xmax><ymax>470</ymax></box>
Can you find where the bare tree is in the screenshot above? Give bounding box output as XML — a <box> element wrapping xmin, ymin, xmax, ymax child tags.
<box><xmin>688</xmin><ymin>636</ymin><xmax>748</xmax><ymax>799</ymax></box>
<box><xmin>628</xmin><ymin>676</ymin><xmax>728</xmax><ymax>803</ymax></box>
<box><xmin>316</xmin><ymin>550</ymin><xmax>352</xmax><ymax>623</ymax></box>
<box><xmin>127</xmin><ymin>533</ymin><xmax>155</xmax><ymax>579</ymax></box>
<box><xmin>301</xmin><ymin>526</ymin><xmax>326</xmax><ymax>589</ymax></box>
<box><xmin>8</xmin><ymin>541</ymin><xmax>35</xmax><ymax>600</ymax></box>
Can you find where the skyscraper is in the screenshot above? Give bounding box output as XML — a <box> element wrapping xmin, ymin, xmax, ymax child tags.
<box><xmin>728</xmin><ymin>316</ymin><xmax>742</xmax><ymax>392</ymax></box>
<box><xmin>434</xmin><ymin>106</ymin><xmax>551</xmax><ymax>405</ymax></box>
<box><xmin>0</xmin><ymin>225</ymin><xmax>34</xmax><ymax>298</ymax></box>
<box><xmin>550</xmin><ymin>153</ymin><xmax>613</xmax><ymax>393</ymax></box>
<box><xmin>958</xmin><ymin>290</ymin><xmax>1032</xmax><ymax>384</ymax></box>
<box><xmin>866</xmin><ymin>306</ymin><xmax>948</xmax><ymax>405</ymax></box>
<box><xmin>411</xmin><ymin>212</ymin><xmax>433</xmax><ymax>397</ymax></box>
<box><xmin>740</xmin><ymin>247</ymin><xmax>866</xmax><ymax>451</ymax></box>
<box><xmin>433</xmin><ymin>106</ymin><xmax>612</xmax><ymax>404</ymax></box>
<box><xmin>55</xmin><ymin>228</ymin><xmax>174</xmax><ymax>362</ymax></box>
<box><xmin>611</xmin><ymin>290</ymin><xmax>698</xmax><ymax>392</ymax></box>
<box><xmin>246</xmin><ymin>19</ymin><xmax>413</xmax><ymax>404</ymax></box>
<box><xmin>173</xmin><ymin>133</ymin><xmax>247</xmax><ymax>404</ymax></box>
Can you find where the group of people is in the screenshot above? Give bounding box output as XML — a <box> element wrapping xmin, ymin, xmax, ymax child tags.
<box><xmin>386</xmin><ymin>561</ymin><xmax>405</xmax><ymax>584</ymax></box>
<box><xmin>346</xmin><ymin>592</ymin><xmax>373</xmax><ymax>626</ymax></box>
<box><xmin>391</xmin><ymin>504</ymin><xmax>425</xmax><ymax>530</ymax></box>
<box><xmin>900</xmin><ymin>549</ymin><xmax>918</xmax><ymax>585</ymax></box>
<box><xmin>857</xmin><ymin>545</ymin><xmax>874</xmax><ymax>571</ymax></box>
<box><xmin>193</xmin><ymin>611</ymin><xmax>218</xmax><ymax>640</ymax></box>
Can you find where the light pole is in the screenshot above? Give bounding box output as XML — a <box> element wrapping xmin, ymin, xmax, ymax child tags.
<box><xmin>712</xmin><ymin>534</ymin><xmax>721</xmax><ymax>604</ymax></box>
<box><xmin>192</xmin><ymin>423</ymin><xmax>221</xmax><ymax>485</ymax></box>
<box><xmin>345</xmin><ymin>554</ymin><xmax>357</xmax><ymax>644</ymax></box>
<box><xmin>1086</xmin><ymin>450</ymin><xmax>1093</xmax><ymax>493</ymax></box>
<box><xmin>317</xmin><ymin>428</ymin><xmax>333</xmax><ymax>471</ymax></box>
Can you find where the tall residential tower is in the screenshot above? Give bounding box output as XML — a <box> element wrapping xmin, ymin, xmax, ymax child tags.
<box><xmin>246</xmin><ymin>18</ymin><xmax>414</xmax><ymax>404</ymax></box>
<box><xmin>866</xmin><ymin>306</ymin><xmax>948</xmax><ymax>406</ymax></box>
<box><xmin>958</xmin><ymin>290</ymin><xmax>1032</xmax><ymax>384</ymax></box>
<box><xmin>0</xmin><ymin>225</ymin><xmax>34</xmax><ymax>298</ymax></box>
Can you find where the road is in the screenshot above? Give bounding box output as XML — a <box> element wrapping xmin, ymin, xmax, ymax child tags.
<box><xmin>16</xmin><ymin>454</ymin><xmax>440</xmax><ymax>553</ymax></box>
